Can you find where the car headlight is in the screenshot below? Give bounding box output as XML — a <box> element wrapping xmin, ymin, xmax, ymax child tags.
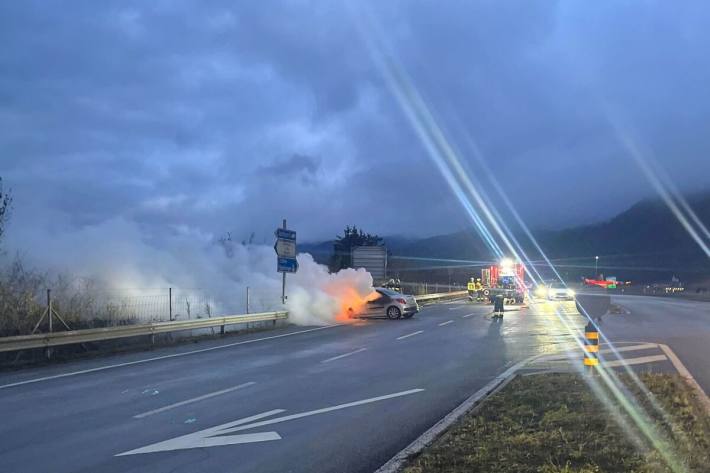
<box><xmin>535</xmin><ymin>286</ymin><xmax>546</xmax><ymax>297</ymax></box>
<box><xmin>567</xmin><ymin>289</ymin><xmax>575</xmax><ymax>296</ymax></box>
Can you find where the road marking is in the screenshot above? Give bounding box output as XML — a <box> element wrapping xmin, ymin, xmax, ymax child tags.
<box><xmin>396</xmin><ymin>331</ymin><xmax>423</xmax><ymax>340</ymax></box>
<box><xmin>538</xmin><ymin>343</ymin><xmax>659</xmax><ymax>362</ymax></box>
<box><xmin>658</xmin><ymin>343</ymin><xmax>710</xmax><ymax>413</ymax></box>
<box><xmin>0</xmin><ymin>325</ymin><xmax>342</xmax><ymax>390</ymax></box>
<box><xmin>603</xmin><ymin>354</ymin><xmax>667</xmax><ymax>368</ymax></box>
<box><xmin>448</xmin><ymin>306</ymin><xmax>467</xmax><ymax>310</ymax></box>
<box><xmin>438</xmin><ymin>320</ymin><xmax>453</xmax><ymax>326</ymax></box>
<box><xmin>321</xmin><ymin>348</ymin><xmax>367</xmax><ymax>364</ymax></box>
<box><xmin>117</xmin><ymin>388</ymin><xmax>425</xmax><ymax>456</ymax></box>
<box><xmin>375</xmin><ymin>353</ymin><xmax>545</xmax><ymax>473</ymax></box>
<box><xmin>133</xmin><ymin>382</ymin><xmax>256</xmax><ymax>419</ymax></box>
<box><xmin>461</xmin><ymin>313</ymin><xmax>476</xmax><ymax>318</ymax></box>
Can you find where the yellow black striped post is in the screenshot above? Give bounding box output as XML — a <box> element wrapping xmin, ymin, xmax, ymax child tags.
<box><xmin>584</xmin><ymin>321</ymin><xmax>599</xmax><ymax>369</ymax></box>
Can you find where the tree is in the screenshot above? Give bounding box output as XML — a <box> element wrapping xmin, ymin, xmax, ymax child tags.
<box><xmin>330</xmin><ymin>225</ymin><xmax>383</xmax><ymax>271</ymax></box>
<box><xmin>0</xmin><ymin>177</ymin><xmax>11</xmax><ymax>246</ymax></box>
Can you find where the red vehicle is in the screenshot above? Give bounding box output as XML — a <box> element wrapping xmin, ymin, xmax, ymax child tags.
<box><xmin>481</xmin><ymin>258</ymin><xmax>526</xmax><ymax>304</ymax></box>
<box><xmin>583</xmin><ymin>278</ymin><xmax>617</xmax><ymax>289</ymax></box>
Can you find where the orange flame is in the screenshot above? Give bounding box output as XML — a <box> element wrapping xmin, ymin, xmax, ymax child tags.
<box><xmin>333</xmin><ymin>288</ymin><xmax>379</xmax><ymax>322</ymax></box>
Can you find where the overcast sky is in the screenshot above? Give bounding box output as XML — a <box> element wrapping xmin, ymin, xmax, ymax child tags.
<box><xmin>2</xmin><ymin>1</ymin><xmax>710</xmax><ymax>250</ymax></box>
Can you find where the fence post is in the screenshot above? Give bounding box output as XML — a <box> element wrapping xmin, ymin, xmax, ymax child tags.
<box><xmin>47</xmin><ymin>289</ymin><xmax>52</xmax><ymax>334</ymax></box>
<box><xmin>246</xmin><ymin>286</ymin><xmax>250</xmax><ymax>314</ymax></box>
<box><xmin>169</xmin><ymin>287</ymin><xmax>172</xmax><ymax>321</ymax></box>
<box><xmin>46</xmin><ymin>289</ymin><xmax>53</xmax><ymax>360</ymax></box>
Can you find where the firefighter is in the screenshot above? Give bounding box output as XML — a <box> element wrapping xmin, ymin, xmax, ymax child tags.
<box><xmin>475</xmin><ymin>278</ymin><xmax>484</xmax><ymax>302</ymax></box>
<box><xmin>493</xmin><ymin>294</ymin><xmax>505</xmax><ymax>319</ymax></box>
<box><xmin>467</xmin><ymin>278</ymin><xmax>476</xmax><ymax>300</ymax></box>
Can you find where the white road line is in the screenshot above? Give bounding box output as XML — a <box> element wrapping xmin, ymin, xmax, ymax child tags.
<box><xmin>438</xmin><ymin>320</ymin><xmax>453</xmax><ymax>326</ymax></box>
<box><xmin>118</xmin><ymin>389</ymin><xmax>425</xmax><ymax>456</ymax></box>
<box><xmin>448</xmin><ymin>306</ymin><xmax>467</xmax><ymax>311</ymax></box>
<box><xmin>461</xmin><ymin>313</ymin><xmax>476</xmax><ymax>318</ymax></box>
<box><xmin>0</xmin><ymin>325</ymin><xmax>343</xmax><ymax>390</ymax></box>
<box><xmin>397</xmin><ymin>331</ymin><xmax>423</xmax><ymax>340</ymax></box>
<box><xmin>321</xmin><ymin>348</ymin><xmax>367</xmax><ymax>364</ymax></box>
<box><xmin>133</xmin><ymin>382</ymin><xmax>256</xmax><ymax>419</ymax></box>
<box><xmin>603</xmin><ymin>354</ymin><xmax>667</xmax><ymax>368</ymax></box>
<box><xmin>537</xmin><ymin>343</ymin><xmax>659</xmax><ymax>362</ymax></box>
<box><xmin>658</xmin><ymin>343</ymin><xmax>710</xmax><ymax>412</ymax></box>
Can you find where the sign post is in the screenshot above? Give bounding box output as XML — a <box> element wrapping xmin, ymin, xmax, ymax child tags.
<box><xmin>274</xmin><ymin>219</ymin><xmax>298</xmax><ymax>304</ymax></box>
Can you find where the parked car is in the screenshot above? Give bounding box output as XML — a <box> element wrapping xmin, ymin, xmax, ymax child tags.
<box><xmin>546</xmin><ymin>282</ymin><xmax>575</xmax><ymax>301</ymax></box>
<box><xmin>348</xmin><ymin>288</ymin><xmax>419</xmax><ymax>320</ymax></box>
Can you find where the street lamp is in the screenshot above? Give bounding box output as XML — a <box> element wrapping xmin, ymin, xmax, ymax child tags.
<box><xmin>595</xmin><ymin>256</ymin><xmax>599</xmax><ymax>278</ymax></box>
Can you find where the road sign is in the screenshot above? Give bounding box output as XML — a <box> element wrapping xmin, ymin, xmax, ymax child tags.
<box><xmin>277</xmin><ymin>257</ymin><xmax>298</xmax><ymax>273</ymax></box>
<box><xmin>275</xmin><ymin>228</ymin><xmax>296</xmax><ymax>241</ymax></box>
<box><xmin>116</xmin><ymin>388</ymin><xmax>424</xmax><ymax>456</ymax></box>
<box><xmin>274</xmin><ymin>239</ymin><xmax>296</xmax><ymax>258</ymax></box>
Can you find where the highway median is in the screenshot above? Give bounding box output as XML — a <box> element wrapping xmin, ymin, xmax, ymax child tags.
<box><xmin>400</xmin><ymin>372</ymin><xmax>710</xmax><ymax>473</ymax></box>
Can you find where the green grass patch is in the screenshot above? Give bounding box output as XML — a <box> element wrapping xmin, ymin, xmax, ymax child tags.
<box><xmin>403</xmin><ymin>372</ymin><xmax>710</xmax><ymax>473</ymax></box>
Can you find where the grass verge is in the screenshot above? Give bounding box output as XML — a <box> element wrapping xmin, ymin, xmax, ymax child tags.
<box><xmin>402</xmin><ymin>372</ymin><xmax>709</xmax><ymax>473</ymax></box>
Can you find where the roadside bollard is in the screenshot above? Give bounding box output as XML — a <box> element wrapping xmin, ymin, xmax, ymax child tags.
<box><xmin>584</xmin><ymin>321</ymin><xmax>599</xmax><ymax>370</ymax></box>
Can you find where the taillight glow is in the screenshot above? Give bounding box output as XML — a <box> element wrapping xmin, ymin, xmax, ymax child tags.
<box><xmin>396</xmin><ymin>298</ymin><xmax>407</xmax><ymax>304</ymax></box>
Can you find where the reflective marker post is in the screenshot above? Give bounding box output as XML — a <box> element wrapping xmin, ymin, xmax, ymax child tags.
<box><xmin>584</xmin><ymin>321</ymin><xmax>599</xmax><ymax>371</ymax></box>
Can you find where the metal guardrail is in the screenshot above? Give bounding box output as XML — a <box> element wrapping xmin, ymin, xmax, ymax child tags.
<box><xmin>0</xmin><ymin>311</ymin><xmax>288</xmax><ymax>353</ymax></box>
<box><xmin>414</xmin><ymin>290</ymin><xmax>468</xmax><ymax>303</ymax></box>
<box><xmin>0</xmin><ymin>291</ymin><xmax>464</xmax><ymax>354</ymax></box>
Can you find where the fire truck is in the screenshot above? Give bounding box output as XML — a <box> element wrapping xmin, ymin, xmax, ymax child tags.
<box><xmin>480</xmin><ymin>258</ymin><xmax>526</xmax><ymax>304</ymax></box>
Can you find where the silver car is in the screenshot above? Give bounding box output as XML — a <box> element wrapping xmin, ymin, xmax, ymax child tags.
<box><xmin>546</xmin><ymin>282</ymin><xmax>576</xmax><ymax>301</ymax></box>
<box><xmin>349</xmin><ymin>288</ymin><xmax>419</xmax><ymax>320</ymax></box>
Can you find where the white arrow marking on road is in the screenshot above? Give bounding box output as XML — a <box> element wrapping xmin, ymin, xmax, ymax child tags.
<box><xmin>116</xmin><ymin>388</ymin><xmax>425</xmax><ymax>456</ymax></box>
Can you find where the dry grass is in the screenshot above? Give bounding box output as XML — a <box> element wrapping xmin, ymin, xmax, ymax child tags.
<box><xmin>403</xmin><ymin>372</ymin><xmax>710</xmax><ymax>473</ymax></box>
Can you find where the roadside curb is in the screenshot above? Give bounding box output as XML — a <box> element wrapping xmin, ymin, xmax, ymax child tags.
<box><xmin>658</xmin><ymin>343</ymin><xmax>710</xmax><ymax>414</ymax></box>
<box><xmin>374</xmin><ymin>354</ymin><xmax>543</xmax><ymax>473</ymax></box>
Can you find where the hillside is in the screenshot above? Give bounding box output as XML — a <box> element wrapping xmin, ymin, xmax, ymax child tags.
<box><xmin>300</xmin><ymin>192</ymin><xmax>710</xmax><ymax>283</ymax></box>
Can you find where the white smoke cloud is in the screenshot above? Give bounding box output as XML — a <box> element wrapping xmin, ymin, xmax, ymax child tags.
<box><xmin>2</xmin><ymin>217</ymin><xmax>374</xmax><ymax>326</ymax></box>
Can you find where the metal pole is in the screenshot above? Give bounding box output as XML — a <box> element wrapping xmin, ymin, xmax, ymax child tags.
<box><xmin>595</xmin><ymin>256</ymin><xmax>599</xmax><ymax>278</ymax></box>
<box><xmin>246</xmin><ymin>286</ymin><xmax>250</xmax><ymax>314</ymax></box>
<box><xmin>47</xmin><ymin>289</ymin><xmax>52</xmax><ymax>333</ymax></box>
<box><xmin>169</xmin><ymin>287</ymin><xmax>173</xmax><ymax>321</ymax></box>
<box><xmin>47</xmin><ymin>289</ymin><xmax>52</xmax><ymax>360</ymax></box>
<box><xmin>282</xmin><ymin>219</ymin><xmax>287</xmax><ymax>305</ymax></box>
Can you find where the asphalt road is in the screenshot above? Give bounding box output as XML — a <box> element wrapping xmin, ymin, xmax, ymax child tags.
<box><xmin>0</xmin><ymin>296</ymin><xmax>706</xmax><ymax>473</ymax></box>
<box><xmin>604</xmin><ymin>294</ymin><xmax>710</xmax><ymax>393</ymax></box>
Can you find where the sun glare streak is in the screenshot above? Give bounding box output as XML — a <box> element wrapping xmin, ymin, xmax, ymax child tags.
<box><xmin>356</xmin><ymin>9</ymin><xmax>693</xmax><ymax>470</ymax></box>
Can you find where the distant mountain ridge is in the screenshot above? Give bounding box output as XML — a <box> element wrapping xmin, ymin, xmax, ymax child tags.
<box><xmin>300</xmin><ymin>192</ymin><xmax>710</xmax><ymax>282</ymax></box>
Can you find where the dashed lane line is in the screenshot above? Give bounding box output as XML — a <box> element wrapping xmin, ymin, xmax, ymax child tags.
<box><xmin>396</xmin><ymin>331</ymin><xmax>424</xmax><ymax>341</ymax></box>
<box><xmin>134</xmin><ymin>382</ymin><xmax>256</xmax><ymax>419</ymax></box>
<box><xmin>321</xmin><ymin>348</ymin><xmax>367</xmax><ymax>364</ymax></box>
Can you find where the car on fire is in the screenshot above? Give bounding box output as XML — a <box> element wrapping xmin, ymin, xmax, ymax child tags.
<box><xmin>347</xmin><ymin>288</ymin><xmax>419</xmax><ymax>320</ymax></box>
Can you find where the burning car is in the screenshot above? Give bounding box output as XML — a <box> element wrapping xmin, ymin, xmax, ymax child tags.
<box><xmin>347</xmin><ymin>288</ymin><xmax>419</xmax><ymax>320</ymax></box>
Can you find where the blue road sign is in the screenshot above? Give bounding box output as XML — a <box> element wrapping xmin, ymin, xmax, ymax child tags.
<box><xmin>275</xmin><ymin>228</ymin><xmax>296</xmax><ymax>241</ymax></box>
<box><xmin>277</xmin><ymin>257</ymin><xmax>299</xmax><ymax>273</ymax></box>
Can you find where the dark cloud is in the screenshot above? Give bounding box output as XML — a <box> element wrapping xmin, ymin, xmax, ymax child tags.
<box><xmin>0</xmin><ymin>0</ymin><xmax>709</xmax><ymax>256</ymax></box>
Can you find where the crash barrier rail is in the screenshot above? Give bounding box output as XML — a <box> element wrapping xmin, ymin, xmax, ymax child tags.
<box><xmin>0</xmin><ymin>311</ymin><xmax>288</xmax><ymax>354</ymax></box>
<box><xmin>414</xmin><ymin>290</ymin><xmax>468</xmax><ymax>303</ymax></box>
<box><xmin>584</xmin><ymin>321</ymin><xmax>599</xmax><ymax>368</ymax></box>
